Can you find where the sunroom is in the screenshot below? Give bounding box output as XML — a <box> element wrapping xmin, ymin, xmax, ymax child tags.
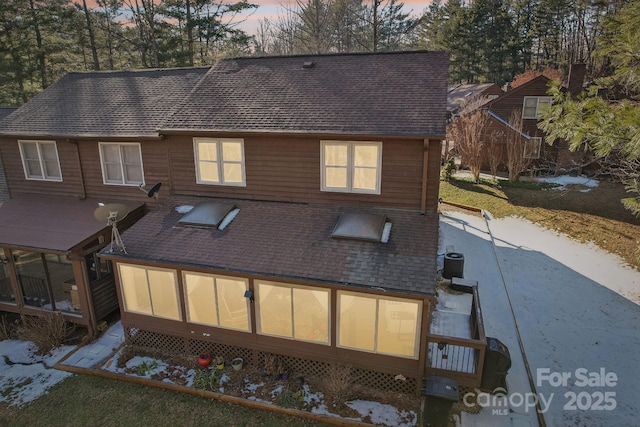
<box><xmin>101</xmin><ymin>196</ymin><xmax>439</xmax><ymax>394</ymax></box>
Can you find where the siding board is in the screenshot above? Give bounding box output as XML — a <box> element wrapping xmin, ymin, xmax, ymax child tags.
<box><xmin>168</xmin><ymin>135</ymin><xmax>428</xmax><ymax>210</ymax></box>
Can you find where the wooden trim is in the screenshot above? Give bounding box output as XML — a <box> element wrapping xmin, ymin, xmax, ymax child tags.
<box><xmin>421</xmin><ymin>139</ymin><xmax>430</xmax><ymax>214</ymax></box>
<box><xmin>160</xmin><ymin>128</ymin><xmax>444</xmax><ymax>141</ymax></box>
<box><xmin>70</xmin><ymin>139</ymin><xmax>86</xmax><ymax>199</ymax></box>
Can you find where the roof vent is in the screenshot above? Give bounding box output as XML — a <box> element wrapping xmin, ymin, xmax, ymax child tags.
<box><xmin>331</xmin><ymin>212</ymin><xmax>390</xmax><ymax>242</ymax></box>
<box><xmin>302</xmin><ymin>61</ymin><xmax>314</xmax><ymax>69</ymax></box>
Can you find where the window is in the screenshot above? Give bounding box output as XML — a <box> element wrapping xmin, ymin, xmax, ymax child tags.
<box><xmin>522</xmin><ymin>96</ymin><xmax>552</xmax><ymax>119</ymax></box>
<box><xmin>99</xmin><ymin>143</ymin><xmax>144</xmax><ymax>185</ymax></box>
<box><xmin>321</xmin><ymin>141</ymin><xmax>381</xmax><ymax>194</ymax></box>
<box><xmin>183</xmin><ymin>272</ymin><xmax>250</xmax><ymax>332</ymax></box>
<box><xmin>337</xmin><ymin>291</ymin><xmax>421</xmax><ymax>358</ymax></box>
<box><xmin>256</xmin><ymin>280</ymin><xmax>330</xmax><ymax>344</ymax></box>
<box><xmin>524</xmin><ymin>137</ymin><xmax>542</xmax><ymax>159</ymax></box>
<box><xmin>194</xmin><ymin>138</ymin><xmax>246</xmax><ymax>186</ymax></box>
<box><xmin>118</xmin><ymin>264</ymin><xmax>181</xmax><ymax>320</ymax></box>
<box><xmin>18</xmin><ymin>140</ymin><xmax>62</xmax><ymax>181</ymax></box>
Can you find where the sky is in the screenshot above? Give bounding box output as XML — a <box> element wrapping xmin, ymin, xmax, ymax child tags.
<box><xmin>85</xmin><ymin>0</ymin><xmax>432</xmax><ymax>36</ymax></box>
<box><xmin>236</xmin><ymin>1</ymin><xmax>432</xmax><ymax>35</ymax></box>
<box><xmin>2</xmin><ymin>174</ymin><xmax>639</xmax><ymax>426</ymax></box>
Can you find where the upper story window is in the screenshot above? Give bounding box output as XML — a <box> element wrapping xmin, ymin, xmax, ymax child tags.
<box><xmin>321</xmin><ymin>141</ymin><xmax>382</xmax><ymax>194</ymax></box>
<box><xmin>194</xmin><ymin>138</ymin><xmax>246</xmax><ymax>186</ymax></box>
<box><xmin>18</xmin><ymin>140</ymin><xmax>62</xmax><ymax>181</ymax></box>
<box><xmin>99</xmin><ymin>142</ymin><xmax>144</xmax><ymax>186</ymax></box>
<box><xmin>524</xmin><ymin>137</ymin><xmax>542</xmax><ymax>159</ymax></box>
<box><xmin>522</xmin><ymin>96</ymin><xmax>552</xmax><ymax>119</ymax></box>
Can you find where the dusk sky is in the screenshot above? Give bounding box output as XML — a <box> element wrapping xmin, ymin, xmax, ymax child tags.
<box><xmin>236</xmin><ymin>1</ymin><xmax>432</xmax><ymax>34</ymax></box>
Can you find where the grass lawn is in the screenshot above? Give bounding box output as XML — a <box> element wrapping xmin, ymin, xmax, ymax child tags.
<box><xmin>0</xmin><ymin>374</ymin><xmax>328</xmax><ymax>427</ymax></box>
<box><xmin>439</xmin><ymin>177</ymin><xmax>640</xmax><ymax>270</ymax></box>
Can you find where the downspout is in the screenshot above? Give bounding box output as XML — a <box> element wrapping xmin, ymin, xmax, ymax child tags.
<box><xmin>69</xmin><ymin>139</ymin><xmax>86</xmax><ymax>199</ymax></box>
<box><xmin>420</xmin><ymin>139</ymin><xmax>430</xmax><ymax>214</ymax></box>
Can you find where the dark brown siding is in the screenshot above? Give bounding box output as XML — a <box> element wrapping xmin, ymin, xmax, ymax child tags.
<box><xmin>168</xmin><ymin>135</ymin><xmax>427</xmax><ymax>210</ymax></box>
<box><xmin>78</xmin><ymin>139</ymin><xmax>171</xmax><ymax>202</ymax></box>
<box><xmin>425</xmin><ymin>139</ymin><xmax>442</xmax><ymax>213</ymax></box>
<box><xmin>91</xmin><ymin>277</ymin><xmax>119</xmax><ymax>320</ymax></box>
<box><xmin>0</xmin><ymin>138</ymin><xmax>84</xmax><ymax>197</ymax></box>
<box><xmin>490</xmin><ymin>77</ymin><xmax>550</xmax><ymax>139</ymax></box>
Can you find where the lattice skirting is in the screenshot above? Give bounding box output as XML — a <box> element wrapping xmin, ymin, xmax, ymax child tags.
<box><xmin>124</xmin><ymin>326</ymin><xmax>417</xmax><ymax>395</ymax></box>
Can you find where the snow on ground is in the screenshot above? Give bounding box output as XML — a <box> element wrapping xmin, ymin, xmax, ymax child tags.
<box><xmin>0</xmin><ymin>340</ymin><xmax>74</xmax><ymax>407</ymax></box>
<box><xmin>440</xmin><ymin>211</ymin><xmax>640</xmax><ymax>427</ymax></box>
<box><xmin>535</xmin><ymin>174</ymin><xmax>599</xmax><ymax>191</ymax></box>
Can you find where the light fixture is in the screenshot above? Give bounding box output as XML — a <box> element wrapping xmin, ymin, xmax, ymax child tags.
<box><xmin>244</xmin><ymin>290</ymin><xmax>254</xmax><ymax>303</ymax></box>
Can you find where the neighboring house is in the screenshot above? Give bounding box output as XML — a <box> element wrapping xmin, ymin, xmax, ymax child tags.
<box><xmin>0</xmin><ymin>68</ymin><xmax>210</xmax><ymax>336</ymax></box>
<box><xmin>444</xmin><ymin>83</ymin><xmax>503</xmax><ymax>160</ymax></box>
<box><xmin>0</xmin><ymin>52</ymin><xmax>465</xmax><ymax>395</ymax></box>
<box><xmin>0</xmin><ymin>107</ymin><xmax>16</xmax><ymax>202</ymax></box>
<box><xmin>449</xmin><ymin>64</ymin><xmax>586</xmax><ymax>173</ymax></box>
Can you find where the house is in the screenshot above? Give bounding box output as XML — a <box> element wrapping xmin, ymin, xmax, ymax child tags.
<box><xmin>449</xmin><ymin>64</ymin><xmax>587</xmax><ymax>174</ymax></box>
<box><xmin>444</xmin><ymin>83</ymin><xmax>503</xmax><ymax>160</ymax></box>
<box><xmin>0</xmin><ymin>68</ymin><xmax>209</xmax><ymax>336</ymax></box>
<box><xmin>0</xmin><ymin>107</ymin><xmax>16</xmax><ymax>202</ymax></box>
<box><xmin>0</xmin><ymin>52</ymin><xmax>474</xmax><ymax>395</ymax></box>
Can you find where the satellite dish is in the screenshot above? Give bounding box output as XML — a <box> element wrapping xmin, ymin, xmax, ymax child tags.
<box><xmin>94</xmin><ymin>203</ymin><xmax>129</xmax><ymax>224</ymax></box>
<box><xmin>94</xmin><ymin>203</ymin><xmax>129</xmax><ymax>254</ymax></box>
<box><xmin>138</xmin><ymin>182</ymin><xmax>162</xmax><ymax>199</ymax></box>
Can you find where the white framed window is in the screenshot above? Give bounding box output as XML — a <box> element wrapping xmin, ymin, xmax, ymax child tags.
<box><xmin>183</xmin><ymin>271</ymin><xmax>251</xmax><ymax>332</ymax></box>
<box><xmin>18</xmin><ymin>140</ymin><xmax>62</xmax><ymax>181</ymax></box>
<box><xmin>98</xmin><ymin>142</ymin><xmax>144</xmax><ymax>186</ymax></box>
<box><xmin>522</xmin><ymin>96</ymin><xmax>552</xmax><ymax>119</ymax></box>
<box><xmin>524</xmin><ymin>137</ymin><xmax>542</xmax><ymax>159</ymax></box>
<box><xmin>118</xmin><ymin>264</ymin><xmax>181</xmax><ymax>321</ymax></box>
<box><xmin>255</xmin><ymin>280</ymin><xmax>330</xmax><ymax>344</ymax></box>
<box><xmin>337</xmin><ymin>291</ymin><xmax>421</xmax><ymax>359</ymax></box>
<box><xmin>194</xmin><ymin>138</ymin><xmax>246</xmax><ymax>186</ymax></box>
<box><xmin>321</xmin><ymin>141</ymin><xmax>382</xmax><ymax>194</ymax></box>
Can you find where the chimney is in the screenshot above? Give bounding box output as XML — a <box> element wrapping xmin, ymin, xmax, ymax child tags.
<box><xmin>567</xmin><ymin>63</ymin><xmax>586</xmax><ymax>97</ymax></box>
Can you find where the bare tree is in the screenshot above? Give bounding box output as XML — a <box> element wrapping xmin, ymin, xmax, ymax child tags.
<box><xmin>505</xmin><ymin>110</ymin><xmax>531</xmax><ymax>182</ymax></box>
<box><xmin>450</xmin><ymin>110</ymin><xmax>489</xmax><ymax>182</ymax></box>
<box><xmin>487</xmin><ymin>134</ymin><xmax>504</xmax><ymax>179</ymax></box>
<box><xmin>450</xmin><ymin>97</ymin><xmax>494</xmax><ymax>182</ymax></box>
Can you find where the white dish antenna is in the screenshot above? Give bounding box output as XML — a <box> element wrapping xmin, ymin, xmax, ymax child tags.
<box><xmin>94</xmin><ymin>203</ymin><xmax>129</xmax><ymax>254</ymax></box>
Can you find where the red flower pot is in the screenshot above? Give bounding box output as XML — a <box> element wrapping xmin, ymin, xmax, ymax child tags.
<box><xmin>198</xmin><ymin>352</ymin><xmax>211</xmax><ymax>367</ymax></box>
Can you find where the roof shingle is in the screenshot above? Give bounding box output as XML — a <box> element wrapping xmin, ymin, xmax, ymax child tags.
<box><xmin>0</xmin><ymin>68</ymin><xmax>209</xmax><ymax>138</ymax></box>
<box><xmin>163</xmin><ymin>51</ymin><xmax>449</xmax><ymax>137</ymax></box>
<box><xmin>107</xmin><ymin>196</ymin><xmax>439</xmax><ymax>296</ymax></box>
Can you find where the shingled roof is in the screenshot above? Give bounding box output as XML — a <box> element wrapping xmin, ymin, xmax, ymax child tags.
<box><xmin>0</xmin><ymin>68</ymin><xmax>209</xmax><ymax>139</ymax></box>
<box><xmin>163</xmin><ymin>51</ymin><xmax>449</xmax><ymax>137</ymax></box>
<box><xmin>104</xmin><ymin>196</ymin><xmax>439</xmax><ymax>296</ymax></box>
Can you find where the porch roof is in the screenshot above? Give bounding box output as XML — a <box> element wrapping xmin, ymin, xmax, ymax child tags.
<box><xmin>0</xmin><ymin>195</ymin><xmax>145</xmax><ymax>253</ymax></box>
<box><xmin>105</xmin><ymin>196</ymin><xmax>439</xmax><ymax>296</ymax></box>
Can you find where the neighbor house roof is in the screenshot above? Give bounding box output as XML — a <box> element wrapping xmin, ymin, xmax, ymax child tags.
<box><xmin>162</xmin><ymin>51</ymin><xmax>449</xmax><ymax>138</ymax></box>
<box><xmin>0</xmin><ymin>68</ymin><xmax>209</xmax><ymax>139</ymax></box>
<box><xmin>0</xmin><ymin>195</ymin><xmax>144</xmax><ymax>252</ymax></box>
<box><xmin>103</xmin><ymin>196</ymin><xmax>439</xmax><ymax>296</ymax></box>
<box><xmin>0</xmin><ymin>107</ymin><xmax>16</xmax><ymax>122</ymax></box>
<box><xmin>447</xmin><ymin>83</ymin><xmax>501</xmax><ymax>113</ymax></box>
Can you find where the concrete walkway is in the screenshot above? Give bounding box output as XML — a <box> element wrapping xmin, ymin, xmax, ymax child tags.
<box><xmin>439</xmin><ymin>211</ymin><xmax>540</xmax><ymax>427</ymax></box>
<box><xmin>59</xmin><ymin>322</ymin><xmax>125</xmax><ymax>369</ymax></box>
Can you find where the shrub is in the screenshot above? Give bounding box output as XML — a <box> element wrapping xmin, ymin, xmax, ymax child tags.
<box><xmin>441</xmin><ymin>157</ymin><xmax>457</xmax><ymax>181</ymax></box>
<box><xmin>16</xmin><ymin>312</ymin><xmax>74</xmax><ymax>354</ymax></box>
<box><xmin>322</xmin><ymin>364</ymin><xmax>353</xmax><ymax>405</ymax></box>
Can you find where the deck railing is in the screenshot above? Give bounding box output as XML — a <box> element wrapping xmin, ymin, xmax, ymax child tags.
<box><xmin>425</xmin><ymin>285</ymin><xmax>487</xmax><ymax>388</ymax></box>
